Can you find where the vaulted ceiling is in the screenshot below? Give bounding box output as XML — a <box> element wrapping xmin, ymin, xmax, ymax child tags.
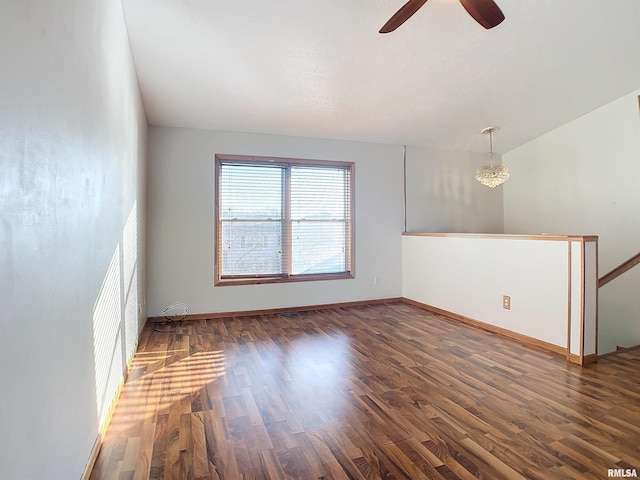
<box><xmin>121</xmin><ymin>0</ymin><xmax>640</xmax><ymax>153</ymax></box>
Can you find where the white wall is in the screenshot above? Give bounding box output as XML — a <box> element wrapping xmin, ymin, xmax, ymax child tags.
<box><xmin>405</xmin><ymin>146</ymin><xmax>504</xmax><ymax>233</ymax></box>
<box><xmin>147</xmin><ymin>127</ymin><xmax>404</xmax><ymax>316</ymax></box>
<box><xmin>403</xmin><ymin>235</ymin><xmax>572</xmax><ymax>348</ymax></box>
<box><xmin>403</xmin><ymin>234</ymin><xmax>598</xmax><ymax>361</ymax></box>
<box><xmin>503</xmin><ymin>89</ymin><xmax>640</xmax><ymax>354</ymax></box>
<box><xmin>0</xmin><ymin>1</ymin><xmax>147</xmax><ymax>478</ymax></box>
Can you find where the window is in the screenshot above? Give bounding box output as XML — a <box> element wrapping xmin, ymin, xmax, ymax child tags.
<box><xmin>215</xmin><ymin>154</ymin><xmax>354</xmax><ymax>285</ymax></box>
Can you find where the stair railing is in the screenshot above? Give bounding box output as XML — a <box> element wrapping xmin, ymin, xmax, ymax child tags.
<box><xmin>598</xmin><ymin>252</ymin><xmax>640</xmax><ymax>288</ymax></box>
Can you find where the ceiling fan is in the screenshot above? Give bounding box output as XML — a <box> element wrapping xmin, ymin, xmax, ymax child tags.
<box><xmin>379</xmin><ymin>0</ymin><xmax>505</xmax><ymax>33</ymax></box>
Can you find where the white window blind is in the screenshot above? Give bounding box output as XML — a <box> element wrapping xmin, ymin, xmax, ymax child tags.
<box><xmin>216</xmin><ymin>155</ymin><xmax>354</xmax><ymax>284</ymax></box>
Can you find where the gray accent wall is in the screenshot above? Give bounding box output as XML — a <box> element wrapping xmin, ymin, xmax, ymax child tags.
<box><xmin>146</xmin><ymin>127</ymin><xmax>405</xmax><ymax>317</ymax></box>
<box><xmin>405</xmin><ymin>146</ymin><xmax>505</xmax><ymax>233</ymax></box>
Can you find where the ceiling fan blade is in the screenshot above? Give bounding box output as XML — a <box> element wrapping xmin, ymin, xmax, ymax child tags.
<box><xmin>379</xmin><ymin>0</ymin><xmax>429</xmax><ymax>34</ymax></box>
<box><xmin>458</xmin><ymin>0</ymin><xmax>505</xmax><ymax>29</ymax></box>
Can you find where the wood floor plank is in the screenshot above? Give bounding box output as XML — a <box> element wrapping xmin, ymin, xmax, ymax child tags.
<box><xmin>382</xmin><ymin>439</ymin><xmax>446</xmax><ymax>479</ymax></box>
<box><xmin>189</xmin><ymin>413</ymin><xmax>209</xmax><ymax>478</ymax></box>
<box><xmin>293</xmin><ymin>431</ymin><xmax>344</xmax><ymax>480</ymax></box>
<box><xmin>91</xmin><ymin>302</ymin><xmax>640</xmax><ymax>479</ymax></box>
<box><xmin>132</xmin><ymin>421</ymin><xmax>155</xmax><ymax>480</ymax></box>
<box><xmin>202</xmin><ymin>410</ymin><xmax>240</xmax><ymax>479</ymax></box>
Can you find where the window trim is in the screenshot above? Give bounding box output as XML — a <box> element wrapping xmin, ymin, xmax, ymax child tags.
<box><xmin>214</xmin><ymin>154</ymin><xmax>355</xmax><ymax>286</ymax></box>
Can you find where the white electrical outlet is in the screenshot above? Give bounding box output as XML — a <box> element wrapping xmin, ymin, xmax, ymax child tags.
<box><xmin>373</xmin><ymin>275</ymin><xmax>381</xmax><ymax>286</ymax></box>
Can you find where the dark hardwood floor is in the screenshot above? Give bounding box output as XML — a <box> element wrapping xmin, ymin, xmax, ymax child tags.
<box><xmin>90</xmin><ymin>302</ymin><xmax>640</xmax><ymax>479</ymax></box>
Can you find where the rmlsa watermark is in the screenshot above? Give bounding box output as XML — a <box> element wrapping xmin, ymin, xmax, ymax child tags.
<box><xmin>608</xmin><ymin>468</ymin><xmax>638</xmax><ymax>478</ymax></box>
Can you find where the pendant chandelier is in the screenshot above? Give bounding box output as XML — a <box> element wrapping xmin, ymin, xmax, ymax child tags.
<box><xmin>475</xmin><ymin>126</ymin><xmax>509</xmax><ymax>188</ymax></box>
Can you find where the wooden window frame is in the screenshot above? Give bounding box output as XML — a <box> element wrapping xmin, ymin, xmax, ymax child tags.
<box><xmin>214</xmin><ymin>154</ymin><xmax>355</xmax><ymax>286</ymax></box>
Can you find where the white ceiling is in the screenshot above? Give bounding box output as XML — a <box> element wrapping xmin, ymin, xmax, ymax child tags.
<box><xmin>121</xmin><ymin>0</ymin><xmax>640</xmax><ymax>153</ymax></box>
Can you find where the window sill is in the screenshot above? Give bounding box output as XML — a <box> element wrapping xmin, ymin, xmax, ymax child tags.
<box><xmin>215</xmin><ymin>272</ymin><xmax>354</xmax><ymax>286</ymax></box>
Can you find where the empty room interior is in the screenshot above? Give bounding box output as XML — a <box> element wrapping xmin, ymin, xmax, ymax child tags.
<box><xmin>2</xmin><ymin>0</ymin><xmax>640</xmax><ymax>479</ymax></box>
